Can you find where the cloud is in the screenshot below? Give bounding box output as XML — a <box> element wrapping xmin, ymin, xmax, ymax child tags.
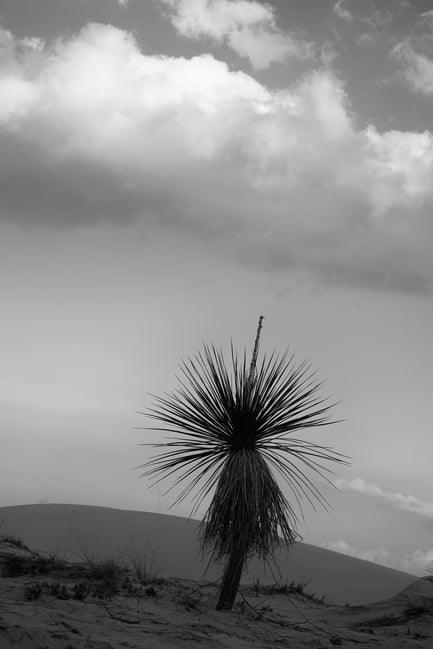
<box><xmin>357</xmin><ymin>32</ymin><xmax>374</xmax><ymax>46</ymax></box>
<box><xmin>333</xmin><ymin>0</ymin><xmax>354</xmax><ymax>22</ymax></box>
<box><xmin>337</xmin><ymin>478</ymin><xmax>433</xmax><ymax>519</ymax></box>
<box><xmin>400</xmin><ymin>547</ymin><xmax>433</xmax><ymax>575</ymax></box>
<box><xmin>0</xmin><ymin>22</ymin><xmax>433</xmax><ymax>293</ymax></box>
<box><xmin>419</xmin><ymin>10</ymin><xmax>433</xmax><ymax>28</ymax></box>
<box><xmin>322</xmin><ymin>538</ymin><xmax>433</xmax><ymax>575</ymax></box>
<box><xmin>361</xmin><ymin>10</ymin><xmax>393</xmax><ymax>32</ymax></box>
<box><xmin>321</xmin><ymin>539</ymin><xmax>391</xmax><ymax>567</ymax></box>
<box><xmin>393</xmin><ymin>40</ymin><xmax>433</xmax><ymax>95</ymax></box>
<box><xmin>158</xmin><ymin>0</ymin><xmax>314</xmax><ymax>69</ymax></box>
<box><xmin>392</xmin><ymin>10</ymin><xmax>433</xmax><ymax>95</ymax></box>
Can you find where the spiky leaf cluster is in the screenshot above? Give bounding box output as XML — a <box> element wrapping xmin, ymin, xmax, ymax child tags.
<box><xmin>137</xmin><ymin>343</ymin><xmax>347</xmax><ymax>560</ymax></box>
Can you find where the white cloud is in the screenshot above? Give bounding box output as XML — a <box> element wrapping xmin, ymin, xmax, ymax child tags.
<box><xmin>20</xmin><ymin>36</ymin><xmax>45</xmax><ymax>51</ymax></box>
<box><xmin>322</xmin><ymin>539</ymin><xmax>433</xmax><ymax>575</ymax></box>
<box><xmin>0</xmin><ymin>22</ymin><xmax>433</xmax><ymax>292</ymax></box>
<box><xmin>158</xmin><ymin>0</ymin><xmax>314</xmax><ymax>69</ymax></box>
<box><xmin>400</xmin><ymin>547</ymin><xmax>433</xmax><ymax>575</ymax></box>
<box><xmin>361</xmin><ymin>126</ymin><xmax>433</xmax><ymax>214</ymax></box>
<box><xmin>333</xmin><ymin>0</ymin><xmax>353</xmax><ymax>22</ymax></box>
<box><xmin>336</xmin><ymin>478</ymin><xmax>433</xmax><ymax>519</ymax></box>
<box><xmin>393</xmin><ymin>40</ymin><xmax>433</xmax><ymax>95</ymax></box>
<box><xmin>361</xmin><ymin>9</ymin><xmax>393</xmax><ymax>31</ymax></box>
<box><xmin>357</xmin><ymin>32</ymin><xmax>374</xmax><ymax>46</ymax></box>
<box><xmin>321</xmin><ymin>539</ymin><xmax>391</xmax><ymax>567</ymax></box>
<box><xmin>419</xmin><ymin>10</ymin><xmax>433</xmax><ymax>28</ymax></box>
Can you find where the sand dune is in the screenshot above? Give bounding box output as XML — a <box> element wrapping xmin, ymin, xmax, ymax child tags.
<box><xmin>0</xmin><ymin>503</ymin><xmax>416</xmax><ymax>605</ymax></box>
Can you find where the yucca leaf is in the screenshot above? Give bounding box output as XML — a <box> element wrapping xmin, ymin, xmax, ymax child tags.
<box><xmin>137</xmin><ymin>341</ymin><xmax>348</xmax><ymax>563</ymax></box>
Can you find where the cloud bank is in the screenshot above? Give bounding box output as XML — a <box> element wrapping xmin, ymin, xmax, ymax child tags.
<box><xmin>158</xmin><ymin>0</ymin><xmax>314</xmax><ymax>69</ymax></box>
<box><xmin>321</xmin><ymin>539</ymin><xmax>391</xmax><ymax>567</ymax></box>
<box><xmin>400</xmin><ymin>547</ymin><xmax>433</xmax><ymax>575</ymax></box>
<box><xmin>0</xmin><ymin>22</ymin><xmax>433</xmax><ymax>292</ymax></box>
<box><xmin>337</xmin><ymin>478</ymin><xmax>433</xmax><ymax>519</ymax></box>
<box><xmin>321</xmin><ymin>538</ymin><xmax>433</xmax><ymax>575</ymax></box>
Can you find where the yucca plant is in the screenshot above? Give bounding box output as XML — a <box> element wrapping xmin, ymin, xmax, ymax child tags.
<box><xmin>137</xmin><ymin>317</ymin><xmax>348</xmax><ymax>610</ymax></box>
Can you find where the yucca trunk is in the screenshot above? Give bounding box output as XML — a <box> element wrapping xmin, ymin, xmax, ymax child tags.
<box><xmin>216</xmin><ymin>542</ymin><xmax>245</xmax><ymax>610</ymax></box>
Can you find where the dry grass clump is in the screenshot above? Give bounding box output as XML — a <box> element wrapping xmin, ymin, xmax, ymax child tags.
<box><xmin>1</xmin><ymin>551</ymin><xmax>61</xmax><ymax>578</ymax></box>
<box><xmin>0</xmin><ymin>529</ymin><xmax>165</xmax><ymax>603</ymax></box>
<box><xmin>248</xmin><ymin>577</ymin><xmax>328</xmax><ymax>605</ymax></box>
<box><xmin>125</xmin><ymin>547</ymin><xmax>165</xmax><ymax>586</ymax></box>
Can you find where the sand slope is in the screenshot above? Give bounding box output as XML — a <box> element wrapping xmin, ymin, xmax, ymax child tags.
<box><xmin>0</xmin><ymin>503</ymin><xmax>416</xmax><ymax>605</ymax></box>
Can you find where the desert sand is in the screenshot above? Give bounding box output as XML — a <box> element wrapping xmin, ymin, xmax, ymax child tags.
<box><xmin>1</xmin><ymin>503</ymin><xmax>432</xmax><ymax>648</ymax></box>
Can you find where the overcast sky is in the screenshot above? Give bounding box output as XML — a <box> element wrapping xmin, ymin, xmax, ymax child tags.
<box><xmin>1</xmin><ymin>0</ymin><xmax>433</xmax><ymax>576</ymax></box>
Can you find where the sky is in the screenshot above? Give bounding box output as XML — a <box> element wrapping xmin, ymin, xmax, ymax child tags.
<box><xmin>1</xmin><ymin>0</ymin><xmax>433</xmax><ymax>576</ymax></box>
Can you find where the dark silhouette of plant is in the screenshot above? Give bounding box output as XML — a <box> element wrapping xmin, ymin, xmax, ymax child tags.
<box><xmin>137</xmin><ymin>317</ymin><xmax>348</xmax><ymax>610</ymax></box>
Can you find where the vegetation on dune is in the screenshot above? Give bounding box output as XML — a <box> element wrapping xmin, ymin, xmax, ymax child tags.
<box><xmin>137</xmin><ymin>316</ymin><xmax>349</xmax><ymax>610</ymax></box>
<box><xmin>0</xmin><ymin>542</ymin><xmax>164</xmax><ymax>601</ymax></box>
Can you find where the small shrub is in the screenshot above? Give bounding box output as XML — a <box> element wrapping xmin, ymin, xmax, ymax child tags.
<box><xmin>1</xmin><ymin>553</ymin><xmax>28</xmax><ymax>577</ymax></box>
<box><xmin>2</xmin><ymin>534</ymin><xmax>27</xmax><ymax>550</ymax></box>
<box><xmin>126</xmin><ymin>548</ymin><xmax>161</xmax><ymax>585</ymax></box>
<box><xmin>403</xmin><ymin>603</ymin><xmax>428</xmax><ymax>618</ymax></box>
<box><xmin>178</xmin><ymin>592</ymin><xmax>201</xmax><ymax>611</ymax></box>
<box><xmin>128</xmin><ymin>553</ymin><xmax>149</xmax><ymax>584</ymax></box>
<box><xmin>73</xmin><ymin>581</ymin><xmax>91</xmax><ymax>601</ymax></box>
<box><xmin>177</xmin><ymin>586</ymin><xmax>203</xmax><ymax>611</ymax></box>
<box><xmin>291</xmin><ymin>580</ymin><xmax>308</xmax><ymax>595</ymax></box>
<box><xmin>33</xmin><ymin>552</ymin><xmax>59</xmax><ymax>574</ymax></box>
<box><xmin>121</xmin><ymin>574</ymin><xmax>142</xmax><ymax>595</ymax></box>
<box><xmin>268</xmin><ymin>580</ymin><xmax>295</xmax><ymax>595</ymax></box>
<box><xmin>94</xmin><ymin>557</ymin><xmax>124</xmax><ymax>581</ymax></box>
<box><xmin>24</xmin><ymin>582</ymin><xmax>43</xmax><ymax>601</ymax></box>
<box><xmin>1</xmin><ymin>550</ymin><xmax>66</xmax><ymax>577</ymax></box>
<box><xmin>90</xmin><ymin>580</ymin><xmax>119</xmax><ymax>600</ymax></box>
<box><xmin>49</xmin><ymin>582</ymin><xmax>70</xmax><ymax>599</ymax></box>
<box><xmin>145</xmin><ymin>585</ymin><xmax>157</xmax><ymax>597</ymax></box>
<box><xmin>81</xmin><ymin>550</ymin><xmax>126</xmax><ymax>581</ymax></box>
